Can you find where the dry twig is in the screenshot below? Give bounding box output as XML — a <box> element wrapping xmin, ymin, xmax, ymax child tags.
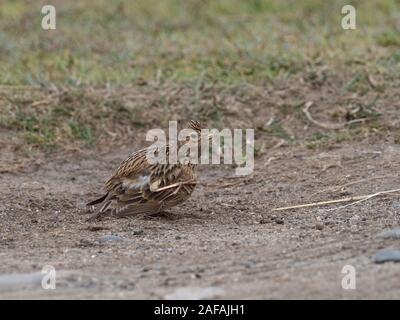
<box><xmin>273</xmin><ymin>188</ymin><xmax>400</xmax><ymax>211</ymax></box>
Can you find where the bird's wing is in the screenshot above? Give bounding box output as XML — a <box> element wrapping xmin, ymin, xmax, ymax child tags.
<box><xmin>144</xmin><ymin>164</ymin><xmax>197</xmax><ymax>205</ymax></box>
<box><xmin>97</xmin><ymin>146</ymin><xmax>196</xmax><ymax>217</ymax></box>
<box><xmin>108</xmin><ymin>163</ymin><xmax>193</xmax><ymax>217</ymax></box>
<box><xmin>105</xmin><ymin>147</ymin><xmax>151</xmax><ymax>192</ymax></box>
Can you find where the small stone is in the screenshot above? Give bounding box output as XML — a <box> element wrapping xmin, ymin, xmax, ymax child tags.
<box><xmin>132</xmin><ymin>229</ymin><xmax>144</xmax><ymax>236</ymax></box>
<box><xmin>175</xmin><ymin>235</ymin><xmax>182</xmax><ymax>240</ymax></box>
<box><xmin>79</xmin><ymin>239</ymin><xmax>94</xmax><ymax>247</ymax></box>
<box><xmin>376</xmin><ymin>228</ymin><xmax>400</xmax><ymax>239</ymax></box>
<box><xmin>244</xmin><ymin>259</ymin><xmax>257</xmax><ymax>268</ymax></box>
<box><xmin>0</xmin><ymin>272</ymin><xmax>45</xmax><ymax>289</ymax></box>
<box><xmin>392</xmin><ymin>201</ymin><xmax>400</xmax><ymax>210</ymax></box>
<box><xmin>99</xmin><ymin>235</ymin><xmax>125</xmax><ymax>243</ymax></box>
<box><xmin>373</xmin><ymin>249</ymin><xmax>400</xmax><ymax>264</ymax></box>
<box><xmin>315</xmin><ymin>222</ymin><xmax>324</xmax><ymax>230</ymax></box>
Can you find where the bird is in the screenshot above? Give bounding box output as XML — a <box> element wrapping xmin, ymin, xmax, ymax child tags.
<box><xmin>86</xmin><ymin>120</ymin><xmax>208</xmax><ymax>221</ymax></box>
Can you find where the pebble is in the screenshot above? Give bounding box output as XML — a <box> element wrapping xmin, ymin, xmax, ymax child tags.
<box><xmin>132</xmin><ymin>229</ymin><xmax>144</xmax><ymax>236</ymax></box>
<box><xmin>373</xmin><ymin>249</ymin><xmax>400</xmax><ymax>264</ymax></box>
<box><xmin>392</xmin><ymin>201</ymin><xmax>400</xmax><ymax>210</ymax></box>
<box><xmin>164</xmin><ymin>286</ymin><xmax>224</xmax><ymax>300</ymax></box>
<box><xmin>0</xmin><ymin>272</ymin><xmax>43</xmax><ymax>290</ymax></box>
<box><xmin>271</xmin><ymin>215</ymin><xmax>284</xmax><ymax>224</ymax></box>
<box><xmin>99</xmin><ymin>235</ymin><xmax>125</xmax><ymax>243</ymax></box>
<box><xmin>315</xmin><ymin>222</ymin><xmax>324</xmax><ymax>230</ymax></box>
<box><xmin>376</xmin><ymin>228</ymin><xmax>400</xmax><ymax>239</ymax></box>
<box><xmin>79</xmin><ymin>239</ymin><xmax>94</xmax><ymax>247</ymax></box>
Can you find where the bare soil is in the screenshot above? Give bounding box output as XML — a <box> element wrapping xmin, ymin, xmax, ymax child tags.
<box><xmin>1</xmin><ymin>141</ymin><xmax>400</xmax><ymax>299</ymax></box>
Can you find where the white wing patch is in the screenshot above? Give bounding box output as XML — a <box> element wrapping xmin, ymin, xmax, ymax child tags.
<box><xmin>122</xmin><ymin>175</ymin><xmax>150</xmax><ymax>190</ymax></box>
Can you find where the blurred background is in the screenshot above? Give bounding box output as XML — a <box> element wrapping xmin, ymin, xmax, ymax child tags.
<box><xmin>0</xmin><ymin>0</ymin><xmax>399</xmax><ymax>162</ymax></box>
<box><xmin>1</xmin><ymin>0</ymin><xmax>400</xmax><ymax>300</ymax></box>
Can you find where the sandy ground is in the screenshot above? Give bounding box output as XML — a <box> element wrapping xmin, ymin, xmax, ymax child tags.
<box><xmin>1</xmin><ymin>141</ymin><xmax>400</xmax><ymax>299</ymax></box>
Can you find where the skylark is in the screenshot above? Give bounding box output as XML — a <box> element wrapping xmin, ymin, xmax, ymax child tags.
<box><xmin>86</xmin><ymin>120</ymin><xmax>208</xmax><ymax>221</ymax></box>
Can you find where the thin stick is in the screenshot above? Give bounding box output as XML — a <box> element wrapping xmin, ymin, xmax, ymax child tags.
<box><xmin>326</xmin><ymin>188</ymin><xmax>400</xmax><ymax>211</ymax></box>
<box><xmin>152</xmin><ymin>180</ymin><xmax>197</xmax><ymax>192</ymax></box>
<box><xmin>272</xmin><ymin>188</ymin><xmax>400</xmax><ymax>211</ymax></box>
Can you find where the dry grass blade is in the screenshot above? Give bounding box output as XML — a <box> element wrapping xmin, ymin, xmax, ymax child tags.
<box><xmin>153</xmin><ymin>180</ymin><xmax>197</xmax><ymax>192</ymax></box>
<box><xmin>273</xmin><ymin>188</ymin><xmax>400</xmax><ymax>211</ymax></box>
<box><xmin>302</xmin><ymin>101</ymin><xmax>367</xmax><ymax>130</ymax></box>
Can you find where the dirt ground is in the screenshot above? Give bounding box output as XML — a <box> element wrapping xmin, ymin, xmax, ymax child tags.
<box><xmin>1</xmin><ymin>0</ymin><xmax>400</xmax><ymax>301</ymax></box>
<box><xmin>1</xmin><ymin>140</ymin><xmax>400</xmax><ymax>299</ymax></box>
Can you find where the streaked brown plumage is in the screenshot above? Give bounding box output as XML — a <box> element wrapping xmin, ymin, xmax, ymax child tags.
<box><xmin>86</xmin><ymin>120</ymin><xmax>204</xmax><ymax>221</ymax></box>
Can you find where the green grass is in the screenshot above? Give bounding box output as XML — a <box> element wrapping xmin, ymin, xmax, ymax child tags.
<box><xmin>68</xmin><ymin>120</ymin><xmax>94</xmax><ymax>145</ymax></box>
<box><xmin>0</xmin><ymin>0</ymin><xmax>399</xmax><ymax>86</ymax></box>
<box><xmin>0</xmin><ymin>0</ymin><xmax>399</xmax><ymax>156</ymax></box>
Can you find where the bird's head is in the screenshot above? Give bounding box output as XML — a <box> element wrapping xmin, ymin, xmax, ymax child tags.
<box><xmin>185</xmin><ymin>120</ymin><xmax>213</xmax><ymax>143</ymax></box>
<box><xmin>177</xmin><ymin>120</ymin><xmax>213</xmax><ymax>164</ymax></box>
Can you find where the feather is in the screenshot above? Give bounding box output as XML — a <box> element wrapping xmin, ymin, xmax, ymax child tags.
<box><xmin>86</xmin><ymin>193</ymin><xmax>108</xmax><ymax>206</ymax></box>
<box><xmin>114</xmin><ymin>202</ymin><xmax>161</xmax><ymax>217</ymax></box>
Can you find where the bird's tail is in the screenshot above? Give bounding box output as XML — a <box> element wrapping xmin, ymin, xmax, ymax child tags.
<box><xmin>86</xmin><ymin>193</ymin><xmax>108</xmax><ymax>206</ymax></box>
<box><xmin>86</xmin><ymin>193</ymin><xmax>114</xmax><ymax>222</ymax></box>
